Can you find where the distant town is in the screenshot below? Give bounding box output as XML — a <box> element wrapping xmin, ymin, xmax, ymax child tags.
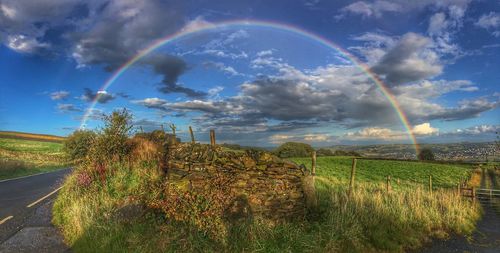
<box><xmin>329</xmin><ymin>142</ymin><xmax>499</xmax><ymax>162</ymax></box>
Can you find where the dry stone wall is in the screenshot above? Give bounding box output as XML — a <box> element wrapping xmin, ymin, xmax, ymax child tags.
<box><xmin>165</xmin><ymin>143</ymin><xmax>311</xmax><ymax>221</ymax></box>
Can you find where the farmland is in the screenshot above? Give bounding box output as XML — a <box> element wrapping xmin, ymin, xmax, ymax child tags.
<box><xmin>290</xmin><ymin>156</ymin><xmax>473</xmax><ymax>189</ymax></box>
<box><xmin>0</xmin><ymin>137</ymin><xmax>69</xmax><ymax>180</ymax></box>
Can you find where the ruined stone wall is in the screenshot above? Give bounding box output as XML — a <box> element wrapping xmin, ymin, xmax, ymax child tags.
<box><xmin>165</xmin><ymin>143</ymin><xmax>310</xmax><ymax>221</ymax></box>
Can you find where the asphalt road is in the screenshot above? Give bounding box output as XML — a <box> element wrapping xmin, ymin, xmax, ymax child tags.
<box><xmin>0</xmin><ymin>168</ymin><xmax>71</xmax><ymax>242</ymax></box>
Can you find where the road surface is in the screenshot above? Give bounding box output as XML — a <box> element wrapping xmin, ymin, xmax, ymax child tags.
<box><xmin>0</xmin><ymin>168</ymin><xmax>72</xmax><ymax>252</ymax></box>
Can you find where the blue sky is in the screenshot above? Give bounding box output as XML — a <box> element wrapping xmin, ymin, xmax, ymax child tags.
<box><xmin>0</xmin><ymin>0</ymin><xmax>498</xmax><ymax>146</ymax></box>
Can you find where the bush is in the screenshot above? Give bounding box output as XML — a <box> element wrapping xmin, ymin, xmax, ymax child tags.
<box><xmin>64</xmin><ymin>130</ymin><xmax>97</xmax><ymax>162</ymax></box>
<box><xmin>418</xmin><ymin>148</ymin><xmax>435</xmax><ymax>161</ymax></box>
<box><xmin>274</xmin><ymin>142</ymin><xmax>314</xmax><ymax>158</ymax></box>
<box><xmin>91</xmin><ymin>109</ymin><xmax>134</xmax><ymax>163</ymax></box>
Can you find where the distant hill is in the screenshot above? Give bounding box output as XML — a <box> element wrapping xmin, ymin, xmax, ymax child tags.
<box><xmin>0</xmin><ymin>131</ymin><xmax>66</xmax><ymax>143</ymax></box>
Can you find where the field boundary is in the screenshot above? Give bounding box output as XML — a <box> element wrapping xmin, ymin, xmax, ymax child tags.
<box><xmin>0</xmin><ymin>131</ymin><xmax>65</xmax><ymax>143</ymax></box>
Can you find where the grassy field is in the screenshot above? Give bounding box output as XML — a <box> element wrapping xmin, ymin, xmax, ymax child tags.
<box><xmin>291</xmin><ymin>156</ymin><xmax>472</xmax><ymax>189</ymax></box>
<box><xmin>0</xmin><ymin>137</ymin><xmax>69</xmax><ymax>180</ymax></box>
<box><xmin>53</xmin><ymin>153</ymin><xmax>480</xmax><ymax>252</ymax></box>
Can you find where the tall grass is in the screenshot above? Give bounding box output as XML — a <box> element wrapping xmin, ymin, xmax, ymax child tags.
<box><xmin>53</xmin><ymin>160</ymin><xmax>480</xmax><ymax>252</ymax></box>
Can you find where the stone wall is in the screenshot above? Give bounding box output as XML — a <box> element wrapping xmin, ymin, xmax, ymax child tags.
<box><xmin>164</xmin><ymin>143</ymin><xmax>310</xmax><ymax>221</ymax></box>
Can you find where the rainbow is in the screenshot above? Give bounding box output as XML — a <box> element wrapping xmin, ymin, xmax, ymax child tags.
<box><xmin>80</xmin><ymin>19</ymin><xmax>419</xmax><ymax>154</ymax></box>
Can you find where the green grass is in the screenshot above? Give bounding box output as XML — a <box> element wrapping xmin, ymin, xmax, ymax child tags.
<box><xmin>290</xmin><ymin>156</ymin><xmax>472</xmax><ymax>189</ymax></box>
<box><xmin>0</xmin><ymin>137</ymin><xmax>69</xmax><ymax>180</ymax></box>
<box><xmin>53</xmin><ymin>155</ymin><xmax>481</xmax><ymax>252</ymax></box>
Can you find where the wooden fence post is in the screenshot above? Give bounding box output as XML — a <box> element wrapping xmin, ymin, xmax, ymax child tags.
<box><xmin>457</xmin><ymin>183</ymin><xmax>461</xmax><ymax>195</ymax></box>
<box><xmin>311</xmin><ymin>151</ymin><xmax>317</xmax><ymax>176</ymax></box>
<box><xmin>189</xmin><ymin>126</ymin><xmax>195</xmax><ymax>143</ymax></box>
<box><xmin>386</xmin><ymin>175</ymin><xmax>391</xmax><ymax>193</ymax></box>
<box><xmin>169</xmin><ymin>124</ymin><xmax>177</xmax><ymax>144</ymax></box>
<box><xmin>210</xmin><ymin>129</ymin><xmax>216</xmax><ymax>146</ymax></box>
<box><xmin>348</xmin><ymin>158</ymin><xmax>357</xmax><ymax>197</ymax></box>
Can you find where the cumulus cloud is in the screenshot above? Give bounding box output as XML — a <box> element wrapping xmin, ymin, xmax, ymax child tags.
<box><xmin>412</xmin><ymin>122</ymin><xmax>439</xmax><ymax>135</ymax></box>
<box><xmin>345</xmin><ymin>127</ymin><xmax>406</xmax><ymax>141</ymax></box>
<box><xmin>344</xmin><ymin>122</ymin><xmax>438</xmax><ymax>141</ymax></box>
<box><xmin>136</xmin><ymin>63</ymin><xmax>497</xmax><ymax>132</ymax></box>
<box><xmin>70</xmin><ymin>0</ymin><xmax>184</xmax><ymax>69</ymax></box>
<box><xmin>50</xmin><ymin>91</ymin><xmax>70</xmax><ymax>100</ymax></box>
<box><xmin>80</xmin><ymin>88</ymin><xmax>115</xmax><ymax>104</ymax></box>
<box><xmin>372</xmin><ymin>33</ymin><xmax>442</xmax><ymax>85</ymax></box>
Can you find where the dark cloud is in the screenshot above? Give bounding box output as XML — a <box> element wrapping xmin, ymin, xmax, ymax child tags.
<box><xmin>57</xmin><ymin>103</ymin><xmax>81</xmax><ymax>113</ymax></box>
<box><xmin>372</xmin><ymin>33</ymin><xmax>442</xmax><ymax>85</ymax></box>
<box><xmin>80</xmin><ymin>88</ymin><xmax>115</xmax><ymax>104</ymax></box>
<box><xmin>427</xmin><ymin>98</ymin><xmax>499</xmax><ymax>121</ymax></box>
<box><xmin>70</xmin><ymin>1</ymin><xmax>185</xmax><ymax>70</ymax></box>
<box><xmin>144</xmin><ymin>54</ymin><xmax>206</xmax><ymax>98</ymax></box>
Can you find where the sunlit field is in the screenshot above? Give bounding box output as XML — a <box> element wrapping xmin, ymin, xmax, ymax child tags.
<box><xmin>0</xmin><ymin>137</ymin><xmax>68</xmax><ymax>180</ymax></box>
<box><xmin>290</xmin><ymin>156</ymin><xmax>473</xmax><ymax>189</ymax></box>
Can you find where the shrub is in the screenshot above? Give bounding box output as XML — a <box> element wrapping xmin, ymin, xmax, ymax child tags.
<box><xmin>418</xmin><ymin>148</ymin><xmax>435</xmax><ymax>161</ymax></box>
<box><xmin>91</xmin><ymin>109</ymin><xmax>134</xmax><ymax>163</ymax></box>
<box><xmin>274</xmin><ymin>142</ymin><xmax>314</xmax><ymax>158</ymax></box>
<box><xmin>64</xmin><ymin>130</ymin><xmax>97</xmax><ymax>162</ymax></box>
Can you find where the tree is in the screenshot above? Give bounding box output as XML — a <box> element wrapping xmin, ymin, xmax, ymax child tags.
<box><xmin>418</xmin><ymin>148</ymin><xmax>435</xmax><ymax>161</ymax></box>
<box><xmin>93</xmin><ymin>109</ymin><xmax>134</xmax><ymax>162</ymax></box>
<box><xmin>274</xmin><ymin>142</ymin><xmax>314</xmax><ymax>158</ymax></box>
<box><xmin>64</xmin><ymin>130</ymin><xmax>97</xmax><ymax>162</ymax></box>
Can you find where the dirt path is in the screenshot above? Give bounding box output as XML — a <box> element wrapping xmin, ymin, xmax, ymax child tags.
<box><xmin>414</xmin><ymin>168</ymin><xmax>500</xmax><ymax>253</ymax></box>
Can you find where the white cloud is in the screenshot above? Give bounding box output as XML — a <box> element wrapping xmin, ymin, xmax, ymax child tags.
<box><xmin>412</xmin><ymin>122</ymin><xmax>439</xmax><ymax>135</ymax></box>
<box><xmin>345</xmin><ymin>127</ymin><xmax>406</xmax><ymax>140</ymax></box>
<box><xmin>50</xmin><ymin>91</ymin><xmax>70</xmax><ymax>100</ymax></box>
<box><xmin>339</xmin><ymin>1</ymin><xmax>401</xmax><ymax>18</ymax></box>
<box><xmin>256</xmin><ymin>50</ymin><xmax>274</xmax><ymax>57</ymax></box>
<box><xmin>6</xmin><ymin>34</ymin><xmax>49</xmax><ymax>53</ymax></box>
<box><xmin>208</xmin><ymin>86</ymin><xmax>224</xmax><ymax>97</ymax></box>
<box><xmin>476</xmin><ymin>12</ymin><xmax>500</xmax><ymax>37</ymax></box>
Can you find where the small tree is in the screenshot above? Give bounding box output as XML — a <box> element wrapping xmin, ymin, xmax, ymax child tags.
<box><xmin>64</xmin><ymin>130</ymin><xmax>97</xmax><ymax>162</ymax></box>
<box><xmin>93</xmin><ymin>109</ymin><xmax>134</xmax><ymax>162</ymax></box>
<box><xmin>418</xmin><ymin>148</ymin><xmax>435</xmax><ymax>161</ymax></box>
